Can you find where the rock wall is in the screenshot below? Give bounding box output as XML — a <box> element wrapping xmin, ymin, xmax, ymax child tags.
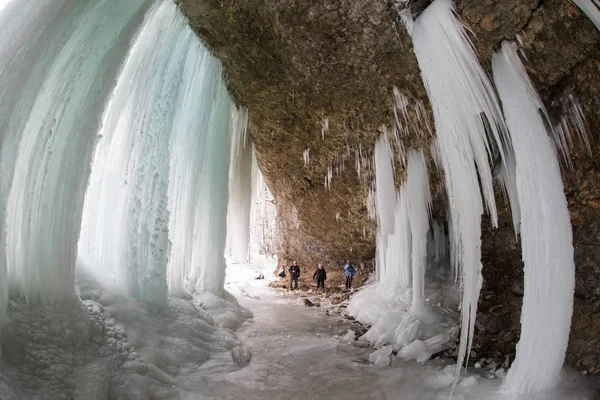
<box><xmin>177</xmin><ymin>0</ymin><xmax>600</xmax><ymax>368</ymax></box>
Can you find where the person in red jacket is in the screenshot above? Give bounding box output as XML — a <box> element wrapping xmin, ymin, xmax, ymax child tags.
<box><xmin>313</xmin><ymin>264</ymin><xmax>327</xmax><ymax>293</ymax></box>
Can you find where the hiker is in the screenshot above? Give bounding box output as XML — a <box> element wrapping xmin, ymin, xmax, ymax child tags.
<box><xmin>288</xmin><ymin>261</ymin><xmax>300</xmax><ymax>290</ymax></box>
<box><xmin>313</xmin><ymin>263</ymin><xmax>327</xmax><ymax>293</ymax></box>
<box><xmin>344</xmin><ymin>259</ymin><xmax>355</xmax><ymax>290</ymax></box>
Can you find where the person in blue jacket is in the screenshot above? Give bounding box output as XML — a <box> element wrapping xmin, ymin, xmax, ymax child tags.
<box><xmin>344</xmin><ymin>260</ymin><xmax>355</xmax><ymax>290</ymax></box>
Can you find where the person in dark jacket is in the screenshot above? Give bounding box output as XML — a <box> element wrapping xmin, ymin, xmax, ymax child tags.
<box><xmin>313</xmin><ymin>264</ymin><xmax>327</xmax><ymax>293</ymax></box>
<box><xmin>288</xmin><ymin>261</ymin><xmax>300</xmax><ymax>290</ymax></box>
<box><xmin>344</xmin><ymin>260</ymin><xmax>356</xmax><ymax>290</ymax></box>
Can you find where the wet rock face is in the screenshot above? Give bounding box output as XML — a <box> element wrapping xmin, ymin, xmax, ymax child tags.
<box><xmin>178</xmin><ymin>0</ymin><xmax>600</xmax><ymax>368</ymax></box>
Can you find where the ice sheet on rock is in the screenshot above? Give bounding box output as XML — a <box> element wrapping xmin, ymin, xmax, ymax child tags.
<box><xmin>410</xmin><ymin>0</ymin><xmax>509</xmax><ymax>376</ymax></box>
<box><xmin>493</xmin><ymin>41</ymin><xmax>575</xmax><ymax>394</ymax></box>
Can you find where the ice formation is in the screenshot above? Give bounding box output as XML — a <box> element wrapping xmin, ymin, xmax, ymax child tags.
<box><xmin>1</xmin><ymin>0</ymin><xmax>152</xmax><ymax>311</ymax></box>
<box><xmin>572</xmin><ymin>0</ymin><xmax>600</xmax><ymax>31</ymax></box>
<box><xmin>406</xmin><ymin>149</ymin><xmax>431</xmax><ymax>312</ymax></box>
<box><xmin>303</xmin><ymin>147</ymin><xmax>310</xmax><ymax>166</ymax></box>
<box><xmin>79</xmin><ymin>1</ymin><xmax>241</xmax><ymax>304</ymax></box>
<box><xmin>248</xmin><ymin>155</ymin><xmax>277</xmax><ymax>258</ymax></box>
<box><xmin>493</xmin><ymin>41</ymin><xmax>575</xmax><ymax>394</ymax></box>
<box><xmin>411</xmin><ymin>0</ymin><xmax>508</xmax><ymax>373</ymax></box>
<box><xmin>373</xmin><ymin>134</ymin><xmax>397</xmax><ymax>281</ymax></box>
<box><xmin>226</xmin><ymin>109</ymin><xmax>253</xmax><ymax>264</ymax></box>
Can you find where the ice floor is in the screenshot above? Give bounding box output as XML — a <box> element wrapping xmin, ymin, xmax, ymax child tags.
<box><xmin>183</xmin><ymin>259</ymin><xmax>599</xmax><ymax>400</ymax></box>
<box><xmin>0</xmin><ymin>258</ymin><xmax>598</xmax><ymax>399</ymax></box>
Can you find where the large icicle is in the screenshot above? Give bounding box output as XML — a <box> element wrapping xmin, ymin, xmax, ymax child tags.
<box><xmin>225</xmin><ymin>110</ymin><xmax>253</xmax><ymax>264</ymax></box>
<box><xmin>410</xmin><ymin>0</ymin><xmax>508</xmax><ymax>373</ymax></box>
<box><xmin>190</xmin><ymin>92</ymin><xmax>235</xmax><ymax>295</ymax></box>
<box><xmin>2</xmin><ymin>0</ymin><xmax>150</xmax><ymax>306</ymax></box>
<box><xmin>374</xmin><ymin>134</ymin><xmax>397</xmax><ymax>282</ymax></box>
<box><xmin>165</xmin><ymin>39</ymin><xmax>224</xmax><ymax>298</ymax></box>
<box><xmin>493</xmin><ymin>41</ymin><xmax>575</xmax><ymax>394</ymax></box>
<box><xmin>406</xmin><ymin>149</ymin><xmax>431</xmax><ymax>313</ymax></box>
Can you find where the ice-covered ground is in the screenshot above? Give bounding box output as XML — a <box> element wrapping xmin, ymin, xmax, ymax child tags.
<box><xmin>0</xmin><ymin>257</ymin><xmax>598</xmax><ymax>399</ymax></box>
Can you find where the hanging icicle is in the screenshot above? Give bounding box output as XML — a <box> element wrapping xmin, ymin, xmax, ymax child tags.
<box><xmin>493</xmin><ymin>41</ymin><xmax>575</xmax><ymax>395</ymax></box>
<box><xmin>409</xmin><ymin>0</ymin><xmax>509</xmax><ymax>377</ymax></box>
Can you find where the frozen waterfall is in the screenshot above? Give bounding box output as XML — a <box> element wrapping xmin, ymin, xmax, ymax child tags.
<box><xmin>0</xmin><ymin>0</ymin><xmax>246</xmax><ymax>329</ymax></box>
<box><xmin>493</xmin><ymin>41</ymin><xmax>575</xmax><ymax>394</ymax></box>
<box><xmin>411</xmin><ymin>0</ymin><xmax>508</xmax><ymax>374</ymax></box>
<box><xmin>0</xmin><ymin>0</ymin><xmax>152</xmax><ymax>315</ymax></box>
<box><xmin>225</xmin><ymin>110</ymin><xmax>253</xmax><ymax>264</ymax></box>
<box><xmin>406</xmin><ymin>149</ymin><xmax>431</xmax><ymax>313</ymax></box>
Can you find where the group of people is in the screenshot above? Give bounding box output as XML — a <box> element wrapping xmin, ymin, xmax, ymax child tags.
<box><xmin>283</xmin><ymin>259</ymin><xmax>356</xmax><ymax>292</ymax></box>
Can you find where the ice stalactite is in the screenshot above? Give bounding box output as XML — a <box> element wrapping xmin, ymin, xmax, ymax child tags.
<box><xmin>225</xmin><ymin>109</ymin><xmax>252</xmax><ymax>264</ymax></box>
<box><xmin>249</xmin><ymin>154</ymin><xmax>277</xmax><ymax>258</ymax></box>
<box><xmin>79</xmin><ymin>1</ymin><xmax>237</xmax><ymax>303</ymax></box>
<box><xmin>190</xmin><ymin>91</ymin><xmax>235</xmax><ymax>295</ymax></box>
<box><xmin>572</xmin><ymin>0</ymin><xmax>600</xmax><ymax>31</ymax></box>
<box><xmin>0</xmin><ymin>0</ymin><xmax>151</xmax><ymax>309</ymax></box>
<box><xmin>493</xmin><ymin>41</ymin><xmax>575</xmax><ymax>394</ymax></box>
<box><xmin>303</xmin><ymin>147</ymin><xmax>310</xmax><ymax>167</ymax></box>
<box><xmin>411</xmin><ymin>0</ymin><xmax>508</xmax><ymax>373</ymax></box>
<box><xmin>406</xmin><ymin>149</ymin><xmax>431</xmax><ymax>313</ymax></box>
<box><xmin>374</xmin><ymin>134</ymin><xmax>397</xmax><ymax>282</ymax></box>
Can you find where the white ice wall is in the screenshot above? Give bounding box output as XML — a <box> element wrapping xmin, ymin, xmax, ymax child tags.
<box><xmin>79</xmin><ymin>1</ymin><xmax>239</xmax><ymax>303</ymax></box>
<box><xmin>493</xmin><ymin>41</ymin><xmax>575</xmax><ymax>394</ymax></box>
<box><xmin>0</xmin><ymin>0</ymin><xmax>151</xmax><ymax>310</ymax></box>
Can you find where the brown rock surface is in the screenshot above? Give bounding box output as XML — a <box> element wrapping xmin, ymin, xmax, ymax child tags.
<box><xmin>177</xmin><ymin>0</ymin><xmax>600</xmax><ymax>370</ymax></box>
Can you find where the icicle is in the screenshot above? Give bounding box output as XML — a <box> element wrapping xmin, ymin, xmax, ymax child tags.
<box><xmin>552</xmin><ymin>91</ymin><xmax>592</xmax><ymax>169</ymax></box>
<box><xmin>410</xmin><ymin>0</ymin><xmax>508</xmax><ymax>378</ymax></box>
<box><xmin>303</xmin><ymin>147</ymin><xmax>310</xmax><ymax>167</ymax></box>
<box><xmin>407</xmin><ymin>150</ymin><xmax>431</xmax><ymax>312</ymax></box>
<box><xmin>321</xmin><ymin>116</ymin><xmax>329</xmax><ymax>140</ymax></box>
<box><xmin>3</xmin><ymin>0</ymin><xmax>151</xmax><ymax>306</ymax></box>
<box><xmin>225</xmin><ymin>109</ymin><xmax>252</xmax><ymax>264</ymax></box>
<box><xmin>324</xmin><ymin>165</ymin><xmax>333</xmax><ymax>191</ymax></box>
<box><xmin>571</xmin><ymin>0</ymin><xmax>600</xmax><ymax>31</ymax></box>
<box><xmin>493</xmin><ymin>41</ymin><xmax>575</xmax><ymax>395</ymax></box>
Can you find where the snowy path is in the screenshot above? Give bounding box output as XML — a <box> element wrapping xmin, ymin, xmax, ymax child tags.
<box><xmin>176</xmin><ymin>261</ymin><xmax>598</xmax><ymax>400</ymax></box>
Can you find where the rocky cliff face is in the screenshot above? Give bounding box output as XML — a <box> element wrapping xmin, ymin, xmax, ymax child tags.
<box><xmin>176</xmin><ymin>0</ymin><xmax>600</xmax><ymax>369</ymax></box>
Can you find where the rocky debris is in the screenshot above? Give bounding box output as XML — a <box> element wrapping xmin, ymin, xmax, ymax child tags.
<box><xmin>303</xmin><ymin>299</ymin><xmax>315</xmax><ymax>307</ymax></box>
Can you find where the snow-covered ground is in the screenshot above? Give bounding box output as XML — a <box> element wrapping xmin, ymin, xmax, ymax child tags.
<box><xmin>0</xmin><ymin>257</ymin><xmax>598</xmax><ymax>399</ymax></box>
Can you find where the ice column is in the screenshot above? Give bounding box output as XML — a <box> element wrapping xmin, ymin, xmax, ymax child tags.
<box><xmin>411</xmin><ymin>0</ymin><xmax>508</xmax><ymax>371</ymax></box>
<box><xmin>190</xmin><ymin>94</ymin><xmax>234</xmax><ymax>295</ymax></box>
<box><xmin>493</xmin><ymin>41</ymin><xmax>575</xmax><ymax>394</ymax></box>
<box><xmin>225</xmin><ymin>110</ymin><xmax>253</xmax><ymax>264</ymax></box>
<box><xmin>374</xmin><ymin>134</ymin><xmax>397</xmax><ymax>282</ymax></box>
<box><xmin>406</xmin><ymin>150</ymin><xmax>431</xmax><ymax>312</ymax></box>
<box><xmin>1</xmin><ymin>0</ymin><xmax>150</xmax><ymax>306</ymax></box>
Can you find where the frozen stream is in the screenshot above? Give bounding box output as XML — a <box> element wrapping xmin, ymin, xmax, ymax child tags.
<box><xmin>178</xmin><ymin>260</ymin><xmax>598</xmax><ymax>400</ymax></box>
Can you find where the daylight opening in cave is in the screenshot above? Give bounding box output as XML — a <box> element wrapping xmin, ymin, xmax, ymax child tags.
<box><xmin>0</xmin><ymin>0</ymin><xmax>599</xmax><ymax>399</ymax></box>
